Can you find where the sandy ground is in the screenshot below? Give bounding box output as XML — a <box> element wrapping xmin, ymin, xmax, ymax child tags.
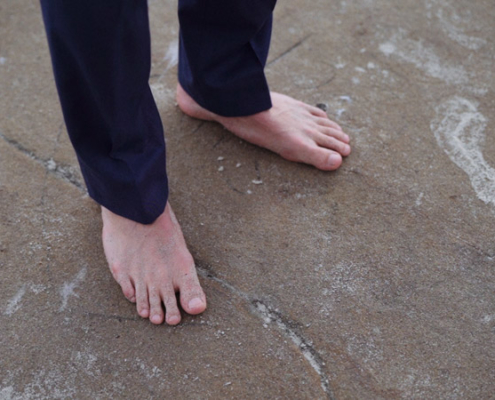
<box><xmin>1</xmin><ymin>0</ymin><xmax>494</xmax><ymax>398</ymax></box>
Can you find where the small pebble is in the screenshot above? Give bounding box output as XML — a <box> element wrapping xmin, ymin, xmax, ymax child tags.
<box><xmin>316</xmin><ymin>103</ymin><xmax>328</xmax><ymax>112</ymax></box>
<box><xmin>218</xmin><ymin>166</ymin><xmax>224</xmax><ymax>172</ymax></box>
<box><xmin>252</xmin><ymin>179</ymin><xmax>263</xmax><ymax>185</ymax></box>
<box><xmin>217</xmin><ymin>156</ymin><xmax>224</xmax><ymax>161</ymax></box>
<box><xmin>236</xmin><ymin>163</ymin><xmax>241</xmax><ymax>168</ymax></box>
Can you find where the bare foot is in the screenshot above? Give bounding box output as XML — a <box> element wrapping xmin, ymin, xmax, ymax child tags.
<box><xmin>101</xmin><ymin>203</ymin><xmax>206</xmax><ymax>325</ymax></box>
<box><xmin>176</xmin><ymin>84</ymin><xmax>351</xmax><ymax>171</ymax></box>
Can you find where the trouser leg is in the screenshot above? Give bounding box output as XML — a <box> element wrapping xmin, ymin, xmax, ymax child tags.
<box><xmin>178</xmin><ymin>0</ymin><xmax>277</xmax><ymax>117</ymax></box>
<box><xmin>40</xmin><ymin>0</ymin><xmax>167</xmax><ymax>224</ymax></box>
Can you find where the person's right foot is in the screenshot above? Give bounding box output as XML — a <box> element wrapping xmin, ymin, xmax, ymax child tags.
<box><xmin>176</xmin><ymin>84</ymin><xmax>351</xmax><ymax>171</ymax></box>
<box><xmin>101</xmin><ymin>202</ymin><xmax>206</xmax><ymax>325</ymax></box>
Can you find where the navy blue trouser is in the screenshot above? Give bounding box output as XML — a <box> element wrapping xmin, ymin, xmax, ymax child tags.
<box><xmin>40</xmin><ymin>0</ymin><xmax>276</xmax><ymax>224</ymax></box>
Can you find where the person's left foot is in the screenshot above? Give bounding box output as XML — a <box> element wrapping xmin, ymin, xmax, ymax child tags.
<box><xmin>176</xmin><ymin>83</ymin><xmax>351</xmax><ymax>171</ymax></box>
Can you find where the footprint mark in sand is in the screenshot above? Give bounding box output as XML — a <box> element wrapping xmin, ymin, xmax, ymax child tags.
<box><xmin>431</xmin><ymin>96</ymin><xmax>495</xmax><ymax>207</ymax></box>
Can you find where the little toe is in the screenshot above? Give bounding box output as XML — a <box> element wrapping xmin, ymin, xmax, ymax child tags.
<box><xmin>119</xmin><ymin>277</ymin><xmax>136</xmax><ymax>303</ymax></box>
<box><xmin>149</xmin><ymin>289</ymin><xmax>164</xmax><ymax>325</ymax></box>
<box><xmin>162</xmin><ymin>289</ymin><xmax>182</xmax><ymax>325</ymax></box>
<box><xmin>135</xmin><ymin>283</ymin><xmax>150</xmax><ymax>319</ymax></box>
<box><xmin>304</xmin><ymin>103</ymin><xmax>328</xmax><ymax>118</ymax></box>
<box><xmin>317</xmin><ymin>134</ymin><xmax>351</xmax><ymax>156</ymax></box>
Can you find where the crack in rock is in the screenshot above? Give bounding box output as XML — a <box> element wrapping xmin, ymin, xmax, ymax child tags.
<box><xmin>197</xmin><ymin>265</ymin><xmax>335</xmax><ymax>399</ymax></box>
<box><xmin>268</xmin><ymin>34</ymin><xmax>313</xmax><ymax>66</ymax></box>
<box><xmin>0</xmin><ymin>131</ymin><xmax>85</xmax><ymax>191</ymax></box>
<box><xmin>251</xmin><ymin>300</ymin><xmax>334</xmax><ymax>399</ymax></box>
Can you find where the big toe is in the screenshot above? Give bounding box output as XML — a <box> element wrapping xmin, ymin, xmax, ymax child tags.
<box><xmin>324</xmin><ymin>152</ymin><xmax>343</xmax><ymax>170</ymax></box>
<box><xmin>179</xmin><ymin>273</ymin><xmax>207</xmax><ymax>315</ymax></box>
<box><xmin>186</xmin><ymin>297</ymin><xmax>207</xmax><ymax>314</ymax></box>
<box><xmin>304</xmin><ymin>144</ymin><xmax>343</xmax><ymax>171</ymax></box>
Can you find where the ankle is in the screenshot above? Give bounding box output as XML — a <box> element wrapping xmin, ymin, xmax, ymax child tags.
<box><xmin>176</xmin><ymin>84</ymin><xmax>214</xmax><ymax>121</ymax></box>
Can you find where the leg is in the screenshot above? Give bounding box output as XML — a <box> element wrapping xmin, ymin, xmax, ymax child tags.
<box><xmin>177</xmin><ymin>0</ymin><xmax>350</xmax><ymax>170</ymax></box>
<box><xmin>40</xmin><ymin>0</ymin><xmax>206</xmax><ymax>324</ymax></box>
<box><xmin>178</xmin><ymin>0</ymin><xmax>277</xmax><ymax>117</ymax></box>
<box><xmin>41</xmin><ymin>0</ymin><xmax>167</xmax><ymax>223</ymax></box>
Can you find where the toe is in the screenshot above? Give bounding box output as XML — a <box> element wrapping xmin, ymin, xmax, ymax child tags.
<box><xmin>316</xmin><ymin>117</ymin><xmax>343</xmax><ymax>132</ymax></box>
<box><xmin>316</xmin><ymin>134</ymin><xmax>351</xmax><ymax>156</ymax></box>
<box><xmin>162</xmin><ymin>288</ymin><xmax>182</xmax><ymax>325</ymax></box>
<box><xmin>320</xmin><ymin>126</ymin><xmax>350</xmax><ymax>143</ymax></box>
<box><xmin>135</xmin><ymin>283</ymin><xmax>150</xmax><ymax>319</ymax></box>
<box><xmin>310</xmin><ymin>146</ymin><xmax>343</xmax><ymax>171</ymax></box>
<box><xmin>119</xmin><ymin>277</ymin><xmax>136</xmax><ymax>303</ymax></box>
<box><xmin>324</xmin><ymin>151</ymin><xmax>343</xmax><ymax>170</ymax></box>
<box><xmin>148</xmin><ymin>288</ymin><xmax>164</xmax><ymax>325</ymax></box>
<box><xmin>304</xmin><ymin>103</ymin><xmax>328</xmax><ymax>118</ymax></box>
<box><xmin>179</xmin><ymin>271</ymin><xmax>207</xmax><ymax>315</ymax></box>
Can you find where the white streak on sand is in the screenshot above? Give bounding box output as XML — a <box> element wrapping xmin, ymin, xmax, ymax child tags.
<box><xmin>5</xmin><ymin>285</ymin><xmax>27</xmax><ymax>316</ymax></box>
<box><xmin>163</xmin><ymin>41</ymin><xmax>179</xmax><ymax>71</ymax></box>
<box><xmin>29</xmin><ymin>284</ymin><xmax>47</xmax><ymax>294</ymax></box>
<box><xmin>339</xmin><ymin>95</ymin><xmax>352</xmax><ymax>103</ymax></box>
<box><xmin>150</xmin><ymin>83</ymin><xmax>175</xmax><ymax>108</ymax></box>
<box><xmin>416</xmin><ymin>192</ymin><xmax>424</xmax><ymax>207</ymax></box>
<box><xmin>437</xmin><ymin>9</ymin><xmax>486</xmax><ymax>50</ymax></box>
<box><xmin>379</xmin><ymin>33</ymin><xmax>468</xmax><ymax>86</ymax></box>
<box><xmin>431</xmin><ymin>97</ymin><xmax>495</xmax><ymax>207</ymax></box>
<box><xmin>60</xmin><ymin>267</ymin><xmax>87</xmax><ymax>311</ymax></box>
<box><xmin>379</xmin><ymin>42</ymin><xmax>396</xmax><ymax>56</ymax></box>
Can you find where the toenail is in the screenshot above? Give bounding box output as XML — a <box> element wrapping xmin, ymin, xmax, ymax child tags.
<box><xmin>151</xmin><ymin>315</ymin><xmax>161</xmax><ymax>323</ymax></box>
<box><xmin>168</xmin><ymin>315</ymin><xmax>180</xmax><ymax>324</ymax></box>
<box><xmin>329</xmin><ymin>154</ymin><xmax>341</xmax><ymax>165</ymax></box>
<box><xmin>188</xmin><ymin>298</ymin><xmax>204</xmax><ymax>310</ymax></box>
